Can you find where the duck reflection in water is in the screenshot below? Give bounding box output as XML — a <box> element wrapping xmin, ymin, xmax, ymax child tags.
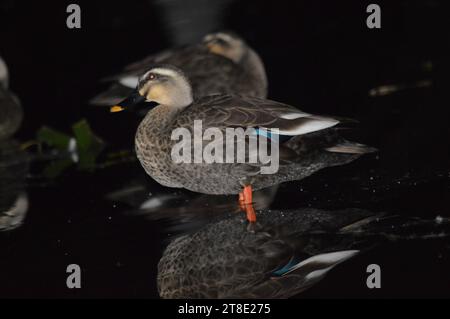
<box><xmin>157</xmin><ymin>208</ymin><xmax>373</xmax><ymax>299</ymax></box>
<box><xmin>156</xmin><ymin>207</ymin><xmax>450</xmax><ymax>299</ymax></box>
<box><xmin>0</xmin><ymin>141</ymin><xmax>29</xmax><ymax>231</ymax></box>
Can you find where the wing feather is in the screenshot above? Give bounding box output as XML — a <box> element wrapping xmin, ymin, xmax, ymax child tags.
<box><xmin>175</xmin><ymin>95</ymin><xmax>339</xmax><ymax>136</ymax></box>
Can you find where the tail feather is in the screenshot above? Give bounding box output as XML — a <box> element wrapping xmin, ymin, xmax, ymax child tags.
<box><xmin>326</xmin><ymin>140</ymin><xmax>377</xmax><ymax>154</ymax></box>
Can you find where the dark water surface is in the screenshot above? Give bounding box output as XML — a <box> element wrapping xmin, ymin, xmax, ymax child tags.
<box><xmin>1</xmin><ymin>0</ymin><xmax>449</xmax><ymax>298</ymax></box>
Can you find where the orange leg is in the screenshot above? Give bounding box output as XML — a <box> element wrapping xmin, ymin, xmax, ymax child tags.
<box><xmin>241</xmin><ymin>185</ymin><xmax>256</xmax><ymax>223</ymax></box>
<box><xmin>238</xmin><ymin>191</ymin><xmax>245</xmax><ymax>211</ymax></box>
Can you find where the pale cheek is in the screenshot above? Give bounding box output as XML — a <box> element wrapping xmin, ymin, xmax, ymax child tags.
<box><xmin>148</xmin><ymin>86</ymin><xmax>167</xmax><ymax>102</ymax></box>
<box><xmin>208</xmin><ymin>44</ymin><xmax>226</xmax><ymax>57</ymax></box>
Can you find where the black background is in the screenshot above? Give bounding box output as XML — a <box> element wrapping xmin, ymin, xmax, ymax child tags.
<box><xmin>0</xmin><ymin>0</ymin><xmax>449</xmax><ymax>298</ymax></box>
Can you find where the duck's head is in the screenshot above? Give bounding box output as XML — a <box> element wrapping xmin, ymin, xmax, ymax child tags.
<box><xmin>110</xmin><ymin>65</ymin><xmax>193</xmax><ymax>112</ymax></box>
<box><xmin>202</xmin><ymin>31</ymin><xmax>247</xmax><ymax>63</ymax></box>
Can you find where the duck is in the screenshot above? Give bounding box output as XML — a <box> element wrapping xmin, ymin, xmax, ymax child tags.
<box><xmin>0</xmin><ymin>56</ymin><xmax>23</xmax><ymax>140</ymax></box>
<box><xmin>111</xmin><ymin>65</ymin><xmax>376</xmax><ymax>226</ymax></box>
<box><xmin>157</xmin><ymin>207</ymin><xmax>378</xmax><ymax>299</ymax></box>
<box><xmin>91</xmin><ymin>31</ymin><xmax>267</xmax><ymax>106</ymax></box>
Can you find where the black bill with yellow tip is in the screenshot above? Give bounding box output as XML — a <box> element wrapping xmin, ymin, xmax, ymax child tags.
<box><xmin>110</xmin><ymin>90</ymin><xmax>146</xmax><ymax>113</ymax></box>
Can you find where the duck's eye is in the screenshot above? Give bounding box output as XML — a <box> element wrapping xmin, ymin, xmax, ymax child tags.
<box><xmin>215</xmin><ymin>38</ymin><xmax>227</xmax><ymax>46</ymax></box>
<box><xmin>147</xmin><ymin>73</ymin><xmax>157</xmax><ymax>80</ymax></box>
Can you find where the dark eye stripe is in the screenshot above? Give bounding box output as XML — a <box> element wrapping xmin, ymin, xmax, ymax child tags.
<box><xmin>216</xmin><ymin>38</ymin><xmax>227</xmax><ymax>45</ymax></box>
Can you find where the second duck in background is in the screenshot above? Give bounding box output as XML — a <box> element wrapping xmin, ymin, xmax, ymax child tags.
<box><xmin>91</xmin><ymin>31</ymin><xmax>267</xmax><ymax>105</ymax></box>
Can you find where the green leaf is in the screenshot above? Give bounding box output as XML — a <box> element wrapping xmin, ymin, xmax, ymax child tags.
<box><xmin>71</xmin><ymin>119</ymin><xmax>104</xmax><ymax>170</ymax></box>
<box><xmin>36</xmin><ymin>126</ymin><xmax>71</xmax><ymax>151</ymax></box>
